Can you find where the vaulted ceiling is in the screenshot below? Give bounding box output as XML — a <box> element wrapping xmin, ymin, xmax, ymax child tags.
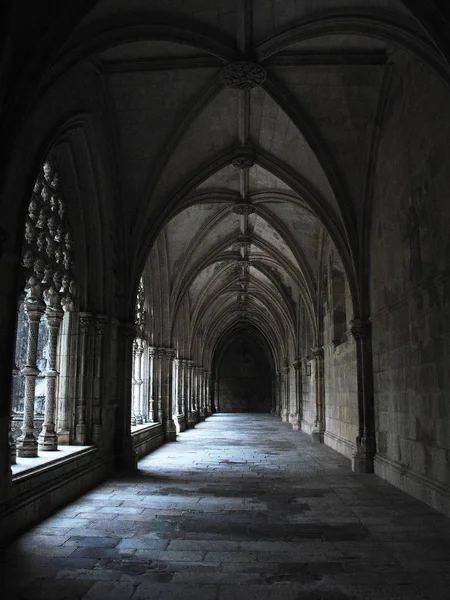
<box><xmin>5</xmin><ymin>0</ymin><xmax>446</xmax><ymax>362</ymax></box>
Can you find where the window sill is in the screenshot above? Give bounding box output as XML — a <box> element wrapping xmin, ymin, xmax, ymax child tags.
<box><xmin>11</xmin><ymin>445</ymin><xmax>95</xmax><ymax>480</ymax></box>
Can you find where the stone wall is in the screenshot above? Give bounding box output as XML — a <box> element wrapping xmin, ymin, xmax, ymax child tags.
<box><xmin>370</xmin><ymin>53</ymin><xmax>450</xmax><ymax>514</ymax></box>
<box><xmin>323</xmin><ymin>339</ymin><xmax>358</xmax><ymax>459</ymax></box>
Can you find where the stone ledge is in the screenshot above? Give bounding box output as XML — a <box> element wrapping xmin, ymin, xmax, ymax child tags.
<box><xmin>1</xmin><ymin>447</ymin><xmax>111</xmax><ymax>546</ymax></box>
<box><xmin>11</xmin><ymin>445</ymin><xmax>93</xmax><ymax>480</ymax></box>
<box><xmin>374</xmin><ymin>453</ymin><xmax>450</xmax><ymax>517</ymax></box>
<box><xmin>132</xmin><ymin>422</ymin><xmax>164</xmax><ymax>460</ymax></box>
<box><xmin>324</xmin><ymin>430</ymin><xmax>356</xmax><ymax>460</ymax></box>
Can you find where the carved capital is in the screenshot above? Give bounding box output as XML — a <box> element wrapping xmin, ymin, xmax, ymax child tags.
<box><xmin>94</xmin><ymin>315</ymin><xmax>108</xmax><ymax>336</ymax></box>
<box><xmin>221</xmin><ymin>61</ymin><xmax>266</xmax><ymax>89</ymax></box>
<box><xmin>350</xmin><ymin>319</ymin><xmax>371</xmax><ymax>342</ymax></box>
<box><xmin>165</xmin><ymin>348</ymin><xmax>176</xmax><ymax>361</ymax></box>
<box><xmin>148</xmin><ymin>346</ymin><xmax>157</xmax><ymax>358</ymax></box>
<box><xmin>79</xmin><ymin>312</ymin><xmax>93</xmax><ymax>335</ymax></box>
<box><xmin>157</xmin><ymin>348</ymin><xmax>167</xmax><ymax>360</ymax></box>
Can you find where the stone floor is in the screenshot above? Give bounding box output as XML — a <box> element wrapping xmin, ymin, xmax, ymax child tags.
<box><xmin>1</xmin><ymin>414</ymin><xmax>450</xmax><ymax>600</ymax></box>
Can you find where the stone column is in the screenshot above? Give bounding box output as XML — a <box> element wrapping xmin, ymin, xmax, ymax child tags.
<box><xmin>131</xmin><ymin>341</ymin><xmax>138</xmax><ymax>427</ymax></box>
<box><xmin>214</xmin><ymin>379</ymin><xmax>219</xmax><ymax>413</ymax></box>
<box><xmin>134</xmin><ymin>340</ymin><xmax>144</xmax><ymax>425</ymax></box>
<box><xmin>38</xmin><ymin>307</ymin><xmax>63</xmax><ymax>450</ymax></box>
<box><xmin>186</xmin><ymin>361</ymin><xmax>196</xmax><ymax>427</ymax></box>
<box><xmin>148</xmin><ymin>347</ymin><xmax>156</xmax><ymax>422</ymax></box>
<box><xmin>351</xmin><ymin>320</ymin><xmax>376</xmax><ymax>473</ymax></box>
<box><xmin>75</xmin><ymin>312</ymin><xmax>92</xmax><ymax>444</ymax></box>
<box><xmin>198</xmin><ymin>368</ymin><xmax>205</xmax><ymax>421</ymax></box>
<box><xmin>180</xmin><ymin>359</ymin><xmax>186</xmax><ymax>416</ymax></box>
<box><xmin>9</xmin><ymin>417</ymin><xmax>16</xmax><ymax>465</ymax></box>
<box><xmin>91</xmin><ymin>315</ymin><xmax>107</xmax><ymax>443</ymax></box>
<box><xmin>175</xmin><ymin>359</ymin><xmax>183</xmax><ymax>415</ymax></box>
<box><xmin>292</xmin><ymin>360</ymin><xmax>302</xmax><ymax>430</ymax></box>
<box><xmin>311</xmin><ymin>346</ymin><xmax>325</xmax><ymax>443</ymax></box>
<box><xmin>161</xmin><ymin>349</ymin><xmax>177</xmax><ymax>441</ymax></box>
<box><xmin>115</xmin><ymin>322</ymin><xmax>137</xmax><ymax>471</ymax></box>
<box><xmin>281</xmin><ymin>366</ymin><xmax>289</xmax><ymax>422</ymax></box>
<box><xmin>17</xmin><ymin>301</ymin><xmax>45</xmax><ymax>457</ymax></box>
<box><xmin>56</xmin><ymin>310</ymin><xmax>78</xmax><ymax>444</ymax></box>
<box><xmin>155</xmin><ymin>348</ymin><xmax>165</xmax><ymax>423</ymax></box>
<box><xmin>205</xmin><ymin>372</ymin><xmax>212</xmax><ymax>416</ymax></box>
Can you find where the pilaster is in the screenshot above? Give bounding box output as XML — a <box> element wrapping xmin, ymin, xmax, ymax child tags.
<box><xmin>115</xmin><ymin>322</ymin><xmax>137</xmax><ymax>472</ymax></box>
<box><xmin>311</xmin><ymin>346</ymin><xmax>325</xmax><ymax>443</ymax></box>
<box><xmin>350</xmin><ymin>320</ymin><xmax>376</xmax><ymax>473</ymax></box>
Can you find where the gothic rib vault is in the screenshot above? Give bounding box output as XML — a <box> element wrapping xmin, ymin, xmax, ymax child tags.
<box><xmin>2</xmin><ymin>0</ymin><xmax>450</xmax><ymax>543</ymax></box>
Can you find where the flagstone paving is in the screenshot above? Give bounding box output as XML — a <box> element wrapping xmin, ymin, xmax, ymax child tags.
<box><xmin>1</xmin><ymin>414</ymin><xmax>450</xmax><ymax>599</ymax></box>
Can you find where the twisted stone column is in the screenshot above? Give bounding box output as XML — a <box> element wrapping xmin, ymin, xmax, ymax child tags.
<box><xmin>17</xmin><ymin>301</ymin><xmax>45</xmax><ymax>457</ymax></box>
<box><xmin>38</xmin><ymin>307</ymin><xmax>63</xmax><ymax>450</ymax></box>
<box><xmin>351</xmin><ymin>320</ymin><xmax>376</xmax><ymax>473</ymax></box>
<box><xmin>311</xmin><ymin>346</ymin><xmax>325</xmax><ymax>443</ymax></box>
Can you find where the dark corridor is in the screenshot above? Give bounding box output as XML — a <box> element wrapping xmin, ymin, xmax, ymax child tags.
<box><xmin>217</xmin><ymin>335</ymin><xmax>272</xmax><ymax>412</ymax></box>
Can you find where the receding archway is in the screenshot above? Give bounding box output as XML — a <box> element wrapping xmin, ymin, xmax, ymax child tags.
<box><xmin>213</xmin><ymin>329</ymin><xmax>274</xmax><ymax>413</ymax></box>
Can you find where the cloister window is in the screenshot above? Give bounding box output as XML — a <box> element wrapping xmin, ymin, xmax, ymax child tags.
<box><xmin>10</xmin><ymin>160</ymin><xmax>76</xmax><ymax>461</ymax></box>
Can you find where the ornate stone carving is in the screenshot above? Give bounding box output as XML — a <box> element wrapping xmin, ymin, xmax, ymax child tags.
<box><xmin>231</xmin><ymin>156</ymin><xmax>255</xmax><ymax>169</ymax></box>
<box><xmin>221</xmin><ymin>61</ymin><xmax>266</xmax><ymax>90</ymax></box>
<box><xmin>134</xmin><ymin>277</ymin><xmax>146</xmax><ymax>339</ymax></box>
<box><xmin>21</xmin><ymin>160</ymin><xmax>76</xmax><ymax>312</ymax></box>
<box><xmin>232</xmin><ymin>201</ymin><xmax>256</xmax><ymax>215</ymax></box>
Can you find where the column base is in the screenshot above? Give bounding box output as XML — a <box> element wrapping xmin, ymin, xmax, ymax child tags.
<box><xmin>280</xmin><ymin>409</ymin><xmax>289</xmax><ymax>422</ymax></box>
<box><xmin>17</xmin><ymin>434</ymin><xmax>38</xmax><ymax>457</ymax></box>
<box><xmin>311</xmin><ymin>425</ymin><xmax>324</xmax><ymax>444</ymax></box>
<box><xmin>352</xmin><ymin>438</ymin><xmax>375</xmax><ymax>474</ymax></box>
<box><xmin>135</xmin><ymin>415</ymin><xmax>143</xmax><ymax>425</ymax></box>
<box><xmin>75</xmin><ymin>424</ymin><xmax>87</xmax><ymax>444</ymax></box>
<box><xmin>164</xmin><ymin>420</ymin><xmax>177</xmax><ymax>441</ymax></box>
<box><xmin>187</xmin><ymin>413</ymin><xmax>197</xmax><ymax>428</ymax></box>
<box><xmin>38</xmin><ymin>427</ymin><xmax>58</xmax><ymax>451</ymax></box>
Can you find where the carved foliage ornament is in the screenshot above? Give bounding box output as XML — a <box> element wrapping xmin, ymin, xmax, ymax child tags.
<box><xmin>22</xmin><ymin>161</ymin><xmax>76</xmax><ymax>312</ymax></box>
<box><xmin>221</xmin><ymin>61</ymin><xmax>266</xmax><ymax>90</ymax></box>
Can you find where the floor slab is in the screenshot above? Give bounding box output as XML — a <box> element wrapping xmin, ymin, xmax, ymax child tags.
<box><xmin>1</xmin><ymin>414</ymin><xmax>450</xmax><ymax>600</ymax></box>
